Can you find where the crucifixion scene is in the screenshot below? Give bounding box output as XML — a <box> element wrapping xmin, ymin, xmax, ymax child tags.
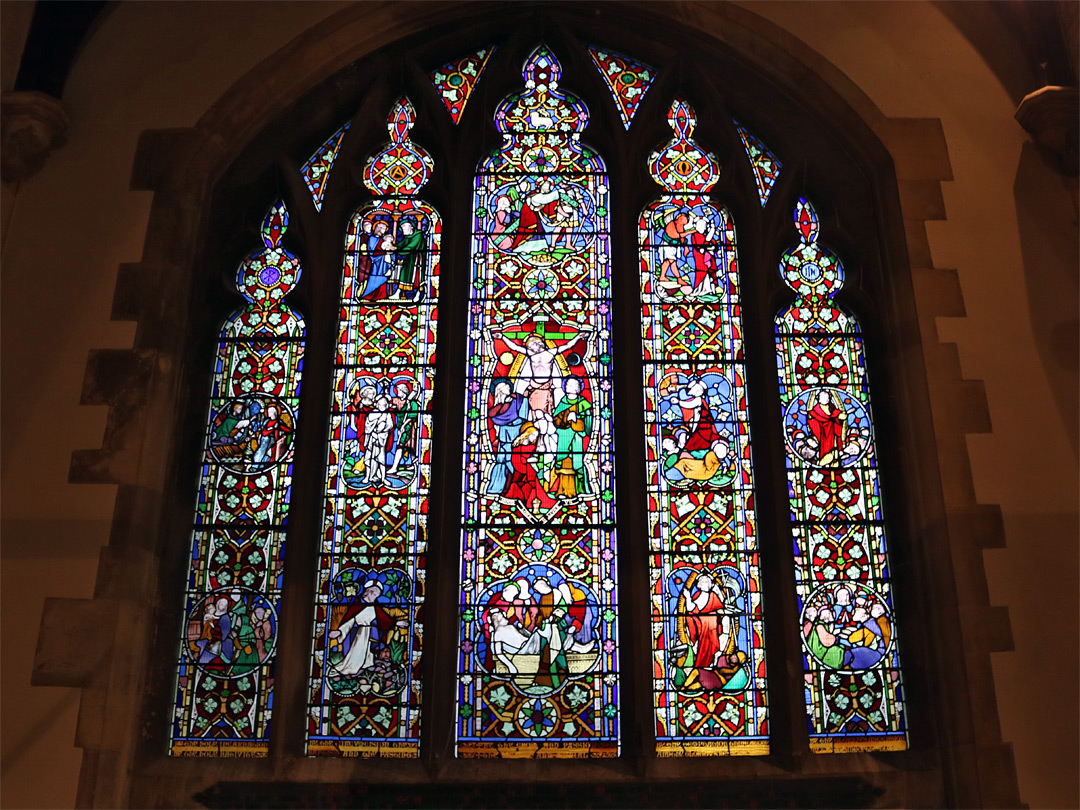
<box><xmin>483</xmin><ymin>312</ymin><xmax>596</xmax><ymax>515</ymax></box>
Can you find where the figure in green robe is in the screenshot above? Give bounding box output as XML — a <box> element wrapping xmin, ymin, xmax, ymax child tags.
<box><xmin>393</xmin><ymin>217</ymin><xmax>425</xmax><ymax>299</ymax></box>
<box><xmin>389</xmin><ymin>381</ymin><xmax>420</xmax><ymax>478</ymax></box>
<box><xmin>805</xmin><ymin>607</ymin><xmax>844</xmax><ymax>669</ymax></box>
<box><xmin>229</xmin><ymin>600</ymin><xmax>261</xmax><ymax>676</ymax></box>
<box><xmin>549</xmin><ymin>377</ymin><xmax>592</xmax><ymax>498</ymax></box>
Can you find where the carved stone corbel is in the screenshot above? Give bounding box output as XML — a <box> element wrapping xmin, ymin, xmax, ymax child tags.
<box><xmin>1015</xmin><ymin>85</ymin><xmax>1080</xmax><ymax>176</ymax></box>
<box><xmin>1</xmin><ymin>90</ymin><xmax>70</xmax><ymax>183</ymax></box>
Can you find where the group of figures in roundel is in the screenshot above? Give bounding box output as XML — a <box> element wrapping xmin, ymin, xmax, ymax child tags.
<box><xmin>474</xmin><ymin>563</ymin><xmax>602</xmax><ymax>695</ymax></box>
<box><xmin>346</xmin><ymin>206</ymin><xmax>434</xmax><ymax>302</ymax></box>
<box><xmin>322</xmin><ymin>566</ymin><xmax>418</xmax><ymax>699</ymax></box>
<box><xmin>339</xmin><ymin>374</ymin><xmax>423</xmax><ymax>491</ymax></box>
<box><xmin>785</xmin><ymin>387</ymin><xmax>872</xmax><ymax>469</ymax></box>
<box><xmin>663</xmin><ymin>565</ymin><xmax>751</xmax><ymax>693</ymax></box>
<box><xmin>655</xmin><ymin>371</ymin><xmax>738</xmax><ymax>489</ymax></box>
<box><xmin>208</xmin><ymin>395</ymin><xmax>296</xmax><ymax>474</ymax></box>
<box><xmin>801</xmin><ymin>582</ymin><xmax>893</xmax><ymax>672</ymax></box>
<box><xmin>185</xmin><ymin>589</ymin><xmax>277</xmax><ymax>679</ymax></box>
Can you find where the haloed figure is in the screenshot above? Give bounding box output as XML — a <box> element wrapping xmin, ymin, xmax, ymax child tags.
<box><xmin>362</xmin><ymin>396</ymin><xmax>394</xmax><ymax>486</ymax></box>
<box><xmin>389</xmin><ymin>381</ymin><xmax>419</xmax><ymax>476</ymax></box>
<box><xmin>549</xmin><ymin>377</ymin><xmax>591</xmax><ymax>498</ymax></box>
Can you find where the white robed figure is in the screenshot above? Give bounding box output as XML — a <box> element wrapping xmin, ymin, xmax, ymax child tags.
<box><xmin>329</xmin><ymin>581</ymin><xmax>386</xmax><ymax>677</ymax></box>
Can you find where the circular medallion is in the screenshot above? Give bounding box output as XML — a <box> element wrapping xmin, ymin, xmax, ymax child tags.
<box><xmin>801</xmin><ymin>583</ymin><xmax>892</xmax><ymax>671</ymax></box>
<box><xmin>258</xmin><ymin>265</ymin><xmax>282</xmax><ymax>286</ymax></box>
<box><xmin>522</xmin><ymin>145</ymin><xmax>560</xmax><ymax>173</ymax></box>
<box><xmin>781</xmin><ymin>251</ymin><xmax>843</xmax><ymax>299</ymax></box>
<box><xmin>520</xmin><ymin>267</ymin><xmax>561</xmax><ymax>299</ymax></box>
<box><xmin>516</xmin><ymin>697</ymin><xmax>558</xmax><ymax>737</ymax></box>
<box><xmin>783</xmin><ymin>387</ymin><xmax>871</xmax><ymax>468</ymax></box>
<box><xmin>518</xmin><ymin>529</ymin><xmax>556</xmax><ymax>562</ymax></box>
<box><xmin>183</xmin><ymin>588</ymin><xmax>277</xmax><ymax>678</ymax></box>
<box><xmin>208</xmin><ymin>395</ymin><xmax>295</xmax><ymax>474</ymax></box>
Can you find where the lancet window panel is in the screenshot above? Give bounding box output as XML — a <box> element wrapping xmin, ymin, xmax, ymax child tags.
<box><xmin>306</xmin><ymin>99</ymin><xmax>439</xmax><ymax>757</ymax></box>
<box><xmin>775</xmin><ymin>198</ymin><xmax>908</xmax><ymax>753</ymax></box>
<box><xmin>170</xmin><ymin>201</ymin><xmax>305</xmax><ymax>756</ymax></box>
<box><xmin>639</xmin><ymin>99</ymin><xmax>769</xmax><ymax>756</ymax></box>
<box><xmin>456</xmin><ymin>47</ymin><xmax>621</xmax><ymax>758</ymax></box>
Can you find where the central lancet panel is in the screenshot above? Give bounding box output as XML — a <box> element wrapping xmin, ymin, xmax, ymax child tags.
<box><xmin>456</xmin><ymin>47</ymin><xmax>620</xmax><ymax>758</ymax></box>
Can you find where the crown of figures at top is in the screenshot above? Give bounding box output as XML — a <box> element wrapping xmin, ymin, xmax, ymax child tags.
<box><xmin>648</xmin><ymin>98</ymin><xmax>721</xmax><ymax>194</ymax></box>
<box><xmin>494</xmin><ymin>46</ymin><xmax>589</xmax><ymax>138</ymax></box>
<box><xmin>779</xmin><ymin>197</ymin><xmax>845</xmax><ymax>299</ymax></box>
<box><xmin>236</xmin><ymin>200</ymin><xmax>301</xmax><ymax>302</ymax></box>
<box><xmin>363</xmin><ymin>98</ymin><xmax>433</xmax><ymax>196</ymax></box>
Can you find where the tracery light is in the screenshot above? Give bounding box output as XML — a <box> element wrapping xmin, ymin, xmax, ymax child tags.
<box><xmin>587</xmin><ymin>46</ymin><xmax>656</xmax><ymax>129</ymax></box>
<box><xmin>733</xmin><ymin>121</ymin><xmax>781</xmax><ymax>207</ymax></box>
<box><xmin>430</xmin><ymin>47</ymin><xmax>496</xmax><ymax>125</ymax></box>
<box><xmin>301</xmin><ymin>121</ymin><xmax>350</xmax><ymax>211</ymax></box>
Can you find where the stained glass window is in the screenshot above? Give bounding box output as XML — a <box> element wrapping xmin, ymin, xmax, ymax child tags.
<box><xmin>587</xmin><ymin>47</ymin><xmax>656</xmax><ymax>130</ymax></box>
<box><xmin>302</xmin><ymin>122</ymin><xmax>350</xmax><ymax>212</ymax></box>
<box><xmin>170</xmin><ymin>201</ymin><xmax>305</xmax><ymax>756</ymax></box>
<box><xmin>430</xmin><ymin>47</ymin><xmax>495</xmax><ymax>125</ymax></box>
<box><xmin>733</xmin><ymin>122</ymin><xmax>781</xmax><ymax>207</ymax></box>
<box><xmin>775</xmin><ymin>198</ymin><xmax>908</xmax><ymax>752</ymax></box>
<box><xmin>306</xmin><ymin>99</ymin><xmax>438</xmax><ymax>757</ymax></box>
<box><xmin>172</xmin><ymin>37</ymin><xmax>917</xmax><ymax>766</ymax></box>
<box><xmin>640</xmin><ymin>99</ymin><xmax>769</xmax><ymax>756</ymax></box>
<box><xmin>456</xmin><ymin>46</ymin><xmax>620</xmax><ymax>758</ymax></box>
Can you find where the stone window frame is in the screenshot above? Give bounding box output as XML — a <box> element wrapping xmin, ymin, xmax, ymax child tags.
<box><xmin>34</xmin><ymin>4</ymin><xmax>1019</xmax><ymax>807</ymax></box>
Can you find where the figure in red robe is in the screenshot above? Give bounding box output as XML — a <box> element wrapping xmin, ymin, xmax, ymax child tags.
<box><xmin>678</xmin><ymin>379</ymin><xmax>721</xmax><ymax>453</ymax></box>
<box><xmin>506</xmin><ymin>181</ymin><xmax>547</xmax><ymax>250</ymax></box>
<box><xmin>688</xmin><ymin>219</ymin><xmax>718</xmax><ymax>291</ymax></box>
<box><xmin>682</xmin><ymin>571</ymin><xmax>747</xmax><ymax>691</ymax></box>
<box><xmin>504</xmin><ymin>422</ymin><xmax>557</xmax><ymax>509</ymax></box>
<box><xmin>687</xmin><ymin>573</ymin><xmax>726</xmax><ymax>671</ymax></box>
<box><xmin>806</xmin><ymin>390</ymin><xmax>847</xmax><ymax>465</ymax></box>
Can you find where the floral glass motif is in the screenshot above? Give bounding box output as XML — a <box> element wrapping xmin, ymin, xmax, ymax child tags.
<box><xmin>587</xmin><ymin>47</ymin><xmax>656</xmax><ymax>130</ymax></box>
<box><xmin>170</xmin><ymin>201</ymin><xmax>305</xmax><ymax>756</ymax></box>
<box><xmin>733</xmin><ymin>122</ymin><xmax>781</xmax><ymax>207</ymax></box>
<box><xmin>457</xmin><ymin>46</ymin><xmax>620</xmax><ymax>758</ymax></box>
<box><xmin>302</xmin><ymin>122</ymin><xmax>351</xmax><ymax>212</ymax></box>
<box><xmin>640</xmin><ymin>99</ymin><xmax>769</xmax><ymax>756</ymax></box>
<box><xmin>306</xmin><ymin>99</ymin><xmax>438</xmax><ymax>757</ymax></box>
<box><xmin>776</xmin><ymin>198</ymin><xmax>907</xmax><ymax>752</ymax></box>
<box><xmin>430</xmin><ymin>47</ymin><xmax>495</xmax><ymax>125</ymax></box>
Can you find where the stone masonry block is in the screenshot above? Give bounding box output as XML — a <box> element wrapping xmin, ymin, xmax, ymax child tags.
<box><xmin>32</xmin><ymin>598</ymin><xmax>118</xmax><ymax>688</ymax></box>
